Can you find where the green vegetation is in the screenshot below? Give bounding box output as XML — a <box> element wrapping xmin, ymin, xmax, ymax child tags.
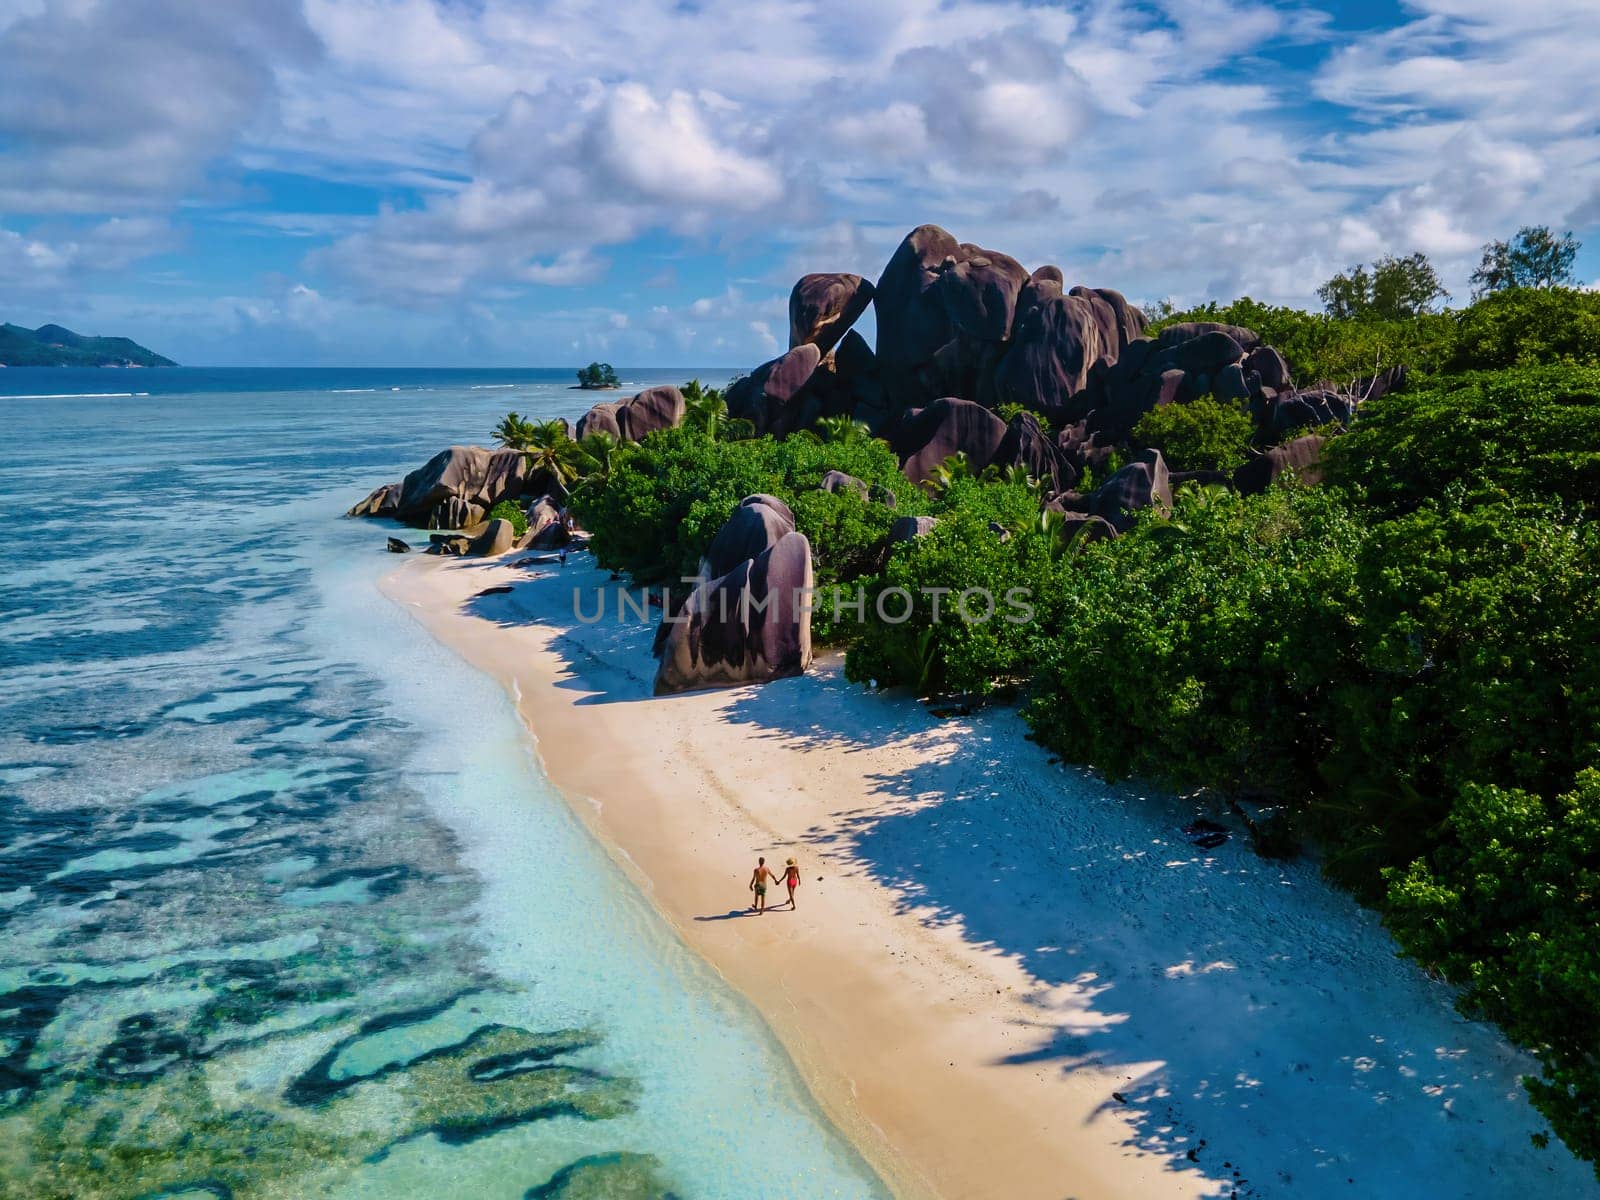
<box><xmin>570</xmin><ymin>426</ymin><xmax>918</xmax><ymax>636</ymax></box>
<box><xmin>0</xmin><ymin>321</ymin><xmax>175</xmax><ymax>367</ymax></box>
<box><xmin>1153</xmin><ymin>286</ymin><xmax>1600</xmax><ymax>385</ymax></box>
<box><xmin>576</xmin><ymin>361</ymin><xmax>621</xmax><ymax>389</ymax></box>
<box><xmin>559</xmin><ymin>280</ymin><xmax>1600</xmax><ymax>1170</ymax></box>
<box><xmin>1130</xmin><ymin>396</ymin><xmax>1254</xmax><ymax>471</ymax></box>
<box><xmin>1472</xmin><ymin>225</ymin><xmax>1581</xmax><ymax>295</ymax></box>
<box><xmin>487</xmin><ymin>499</ymin><xmax>528</xmax><ymax>536</ymax></box>
<box><xmin>1317</xmin><ymin>251</ymin><xmax>1449</xmax><ymax>320</ymax></box>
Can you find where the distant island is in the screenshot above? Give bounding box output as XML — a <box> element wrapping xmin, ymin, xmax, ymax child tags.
<box><xmin>575</xmin><ymin>361</ymin><xmax>620</xmax><ymax>389</ymax></box>
<box><xmin>0</xmin><ymin>322</ymin><xmax>176</xmax><ymax>367</ymax></box>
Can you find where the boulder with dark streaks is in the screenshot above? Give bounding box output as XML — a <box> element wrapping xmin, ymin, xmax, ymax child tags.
<box><xmin>575</xmin><ymin>400</ymin><xmax>623</xmax><ymax>442</ymax></box>
<box><xmin>654</xmin><ymin>531</ymin><xmax>814</xmax><ymax>695</ymax></box>
<box><xmin>725</xmin><ymin>344</ymin><xmax>823</xmax><ymax>437</ymax></box>
<box><xmin>701</xmin><ymin>496</ymin><xmax>795</xmax><ymax>580</ymax></box>
<box><xmin>617</xmin><ymin>385</ymin><xmax>686</xmax><ymax>442</ymax></box>
<box><xmin>993</xmin><ymin>411</ymin><xmax>1077</xmax><ymax>491</ymax></box>
<box><xmin>348</xmin><ymin>482</ymin><xmax>400</xmax><ymax>518</ymax></box>
<box><xmin>789</xmin><ymin>273</ymin><xmax>874</xmax><ymax>355</ymax></box>
<box><xmin>893</xmin><ymin>397</ymin><xmax>1009</xmax><ymax>484</ymax></box>
<box><xmin>1090</xmin><ymin>449</ymin><xmax>1172</xmax><ymax>532</ymax></box>
<box><xmin>396</xmin><ymin>445</ymin><xmax>538</xmax><ymax>524</ymax></box>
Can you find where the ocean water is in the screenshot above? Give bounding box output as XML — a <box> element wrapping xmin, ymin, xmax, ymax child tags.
<box><xmin>0</xmin><ymin>370</ymin><xmax>888</xmax><ymax>1199</ymax></box>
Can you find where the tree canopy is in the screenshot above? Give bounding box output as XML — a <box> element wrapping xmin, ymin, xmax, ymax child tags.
<box><xmin>1316</xmin><ymin>252</ymin><xmax>1449</xmax><ymax>320</ymax></box>
<box><xmin>1471</xmin><ymin>225</ymin><xmax>1581</xmax><ymax>296</ymax></box>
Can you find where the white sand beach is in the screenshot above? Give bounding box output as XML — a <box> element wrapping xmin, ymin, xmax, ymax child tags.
<box><xmin>384</xmin><ymin>552</ymin><xmax>1596</xmax><ymax>1200</ymax></box>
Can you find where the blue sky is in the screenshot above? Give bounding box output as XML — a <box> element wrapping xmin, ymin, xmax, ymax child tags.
<box><xmin>1</xmin><ymin>0</ymin><xmax>1596</xmax><ymax>367</ymax></box>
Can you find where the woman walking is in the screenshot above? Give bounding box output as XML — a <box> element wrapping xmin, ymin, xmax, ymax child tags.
<box><xmin>781</xmin><ymin>857</ymin><xmax>800</xmax><ymax>908</ymax></box>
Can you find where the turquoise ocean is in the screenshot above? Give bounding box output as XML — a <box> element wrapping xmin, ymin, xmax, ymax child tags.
<box><xmin>0</xmin><ymin>369</ymin><xmax>889</xmax><ymax>1199</ymax></box>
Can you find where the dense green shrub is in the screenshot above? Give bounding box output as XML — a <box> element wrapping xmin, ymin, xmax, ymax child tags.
<box><xmin>569</xmin><ymin>427</ymin><xmax>917</xmax><ymax>623</ymax></box>
<box><xmin>1384</xmin><ymin>772</ymin><xmax>1600</xmax><ymax>1168</ymax></box>
<box><xmin>1315</xmin><ymin>503</ymin><xmax>1600</xmax><ymax>887</ymax></box>
<box><xmin>1024</xmin><ymin>483</ymin><xmax>1364</xmax><ymax>796</ymax></box>
<box><xmin>1324</xmin><ymin>366</ymin><xmax>1600</xmax><ymax>518</ymax></box>
<box><xmin>843</xmin><ymin>478</ymin><xmax>1056</xmax><ymax>696</ymax></box>
<box><xmin>1130</xmin><ymin>397</ymin><xmax>1254</xmax><ymax>471</ymax></box>
<box><xmin>487</xmin><ymin>499</ymin><xmax>528</xmax><ymax>537</ymax></box>
<box><xmin>1149</xmin><ymin>297</ymin><xmax>1457</xmax><ymax>383</ymax></box>
<box><xmin>1447</xmin><ymin>288</ymin><xmax>1600</xmax><ymax>371</ymax></box>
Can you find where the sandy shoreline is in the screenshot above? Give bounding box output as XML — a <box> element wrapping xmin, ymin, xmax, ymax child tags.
<box><xmin>382</xmin><ymin>551</ymin><xmax>1595</xmax><ymax>1200</ymax></box>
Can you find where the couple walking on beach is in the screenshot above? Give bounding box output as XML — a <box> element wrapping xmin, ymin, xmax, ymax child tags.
<box><xmin>749</xmin><ymin>856</ymin><xmax>799</xmax><ymax>914</ymax></box>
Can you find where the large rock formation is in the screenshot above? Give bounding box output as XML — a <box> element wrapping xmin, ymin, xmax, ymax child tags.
<box><xmin>576</xmin><ymin>386</ymin><xmax>686</xmax><ymax>444</ymax></box>
<box><xmin>427</xmin><ymin>496</ymin><xmax>485</xmax><ymax>531</ymax></box>
<box><xmin>1090</xmin><ymin>449</ymin><xmax>1173</xmax><ymax>533</ymax></box>
<box><xmin>1233</xmin><ymin>435</ymin><xmax>1326</xmax><ymax>495</ymax></box>
<box><xmin>347</xmin><ymin>482</ymin><xmax>400</xmax><ymax>518</ymax></box>
<box><xmin>725</xmin><ymin>344</ymin><xmax>823</xmax><ymax>437</ymax></box>
<box><xmin>701</xmin><ymin>496</ymin><xmax>795</xmax><ymax>579</ymax></box>
<box><xmin>521</xmin><ymin>495</ymin><xmax>570</xmax><ymax>549</ymax></box>
<box><xmin>992</xmin><ymin>412</ymin><xmax>1077</xmax><ymax>491</ymax></box>
<box><xmin>390</xmin><ymin>446</ymin><xmax>538</xmax><ymax>525</ymax></box>
<box><xmin>874</xmin><ymin>224</ymin><xmax>965</xmax><ymax>410</ymax></box>
<box><xmin>467</xmin><ymin>518</ymin><xmax>518</xmax><ymax>557</ymax></box>
<box><xmin>654</xmin><ymin>527</ymin><xmax>815</xmax><ymax>695</ymax></box>
<box><xmin>893</xmin><ymin>397</ymin><xmax>1009</xmax><ymax>484</ymax></box>
<box><xmin>617</xmin><ymin>385</ymin><xmax>685</xmax><ymax>441</ymax></box>
<box><xmin>789</xmin><ymin>273</ymin><xmax>874</xmax><ymax>355</ymax></box>
<box><xmin>575</xmin><ymin>400</ymin><xmax>622</xmax><ymax>441</ymax></box>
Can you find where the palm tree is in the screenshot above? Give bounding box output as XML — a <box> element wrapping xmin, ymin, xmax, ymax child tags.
<box><xmin>815</xmin><ymin>415</ymin><xmax>872</xmax><ymax>445</ymax></box>
<box><xmin>926</xmin><ymin>452</ymin><xmax>974</xmax><ymax>497</ymax></box>
<box><xmin>492</xmin><ymin>411</ymin><xmax>539</xmax><ymax>450</ymax></box>
<box><xmin>568</xmin><ymin>431</ymin><xmax>623</xmax><ymax>503</ymax></box>
<box><xmin>517</xmin><ymin>419</ymin><xmax>587</xmax><ymax>501</ymax></box>
<box><xmin>682</xmin><ymin>380</ymin><xmax>756</xmax><ymax>442</ymax></box>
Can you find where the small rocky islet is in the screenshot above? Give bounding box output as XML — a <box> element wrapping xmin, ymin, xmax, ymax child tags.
<box><xmin>351</xmin><ymin>222</ymin><xmax>1390</xmax><ymax>695</ymax></box>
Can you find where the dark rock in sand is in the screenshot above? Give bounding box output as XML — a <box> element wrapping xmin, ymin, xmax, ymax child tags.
<box><xmin>894</xmin><ymin>397</ymin><xmax>1009</xmax><ymax>484</ymax></box>
<box><xmin>348</xmin><ymin>482</ymin><xmax>400</xmax><ymax>518</ymax></box>
<box><xmin>789</xmin><ymin>273</ymin><xmax>874</xmax><ymax>355</ymax></box>
<box><xmin>725</xmin><ymin>344</ymin><xmax>823</xmax><ymax>437</ymax></box>
<box><xmin>426</xmin><ymin>533</ymin><xmax>472</xmax><ymax>556</ymax></box>
<box><xmin>575</xmin><ymin>400</ymin><xmax>623</xmax><ymax>441</ymax></box>
<box><xmin>467</xmin><ymin>518</ymin><xmax>517</xmax><ymax>557</ymax></box>
<box><xmin>386</xmin><ymin>537</ymin><xmax>411</xmax><ymax>554</ymax></box>
<box><xmin>702</xmin><ymin>496</ymin><xmax>796</xmax><ymax>580</ymax></box>
<box><xmin>428</xmin><ymin>496</ymin><xmax>485</xmax><ymax>531</ymax></box>
<box><xmin>1233</xmin><ymin>435</ymin><xmax>1326</xmax><ymax>495</ymax></box>
<box><xmin>1090</xmin><ymin>449</ymin><xmax>1172</xmax><ymax>533</ymax></box>
<box><xmin>654</xmin><ymin>530</ymin><xmax>815</xmax><ymax>695</ymax></box>
<box><xmin>521</xmin><ymin>495</ymin><xmax>569</xmax><ymax>550</ymax></box>
<box><xmin>617</xmin><ymin>385</ymin><xmax>686</xmax><ymax>442</ymax></box>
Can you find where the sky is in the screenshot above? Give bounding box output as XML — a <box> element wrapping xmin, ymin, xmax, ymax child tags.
<box><xmin>1</xmin><ymin>0</ymin><xmax>1597</xmax><ymax>368</ymax></box>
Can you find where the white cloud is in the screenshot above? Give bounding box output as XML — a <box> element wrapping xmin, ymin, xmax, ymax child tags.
<box><xmin>0</xmin><ymin>0</ymin><xmax>318</xmax><ymax>212</ymax></box>
<box><xmin>2</xmin><ymin>0</ymin><xmax>1598</xmax><ymax>360</ymax></box>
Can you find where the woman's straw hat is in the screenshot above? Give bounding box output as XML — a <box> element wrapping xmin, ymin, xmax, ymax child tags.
<box><xmin>786</xmin><ymin>857</ymin><xmax>796</xmax><ymax>865</ymax></box>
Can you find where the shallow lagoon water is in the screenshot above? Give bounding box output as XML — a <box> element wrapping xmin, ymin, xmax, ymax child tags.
<box><xmin>0</xmin><ymin>371</ymin><xmax>888</xmax><ymax>1199</ymax></box>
